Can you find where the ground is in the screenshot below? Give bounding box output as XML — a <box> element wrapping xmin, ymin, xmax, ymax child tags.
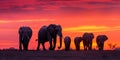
<box><xmin>0</xmin><ymin>50</ymin><xmax>120</xmax><ymax>60</ymax></box>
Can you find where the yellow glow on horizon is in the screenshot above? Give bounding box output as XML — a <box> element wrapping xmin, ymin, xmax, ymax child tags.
<box><xmin>0</xmin><ymin>19</ymin><xmax>55</xmax><ymax>23</ymax></box>
<box><xmin>63</xmin><ymin>26</ymin><xmax>120</xmax><ymax>32</ymax></box>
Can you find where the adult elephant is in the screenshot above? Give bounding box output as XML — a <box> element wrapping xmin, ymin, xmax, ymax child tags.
<box><xmin>18</xmin><ymin>26</ymin><xmax>32</xmax><ymax>51</ymax></box>
<box><xmin>37</xmin><ymin>24</ymin><xmax>63</xmax><ymax>50</ymax></box>
<box><xmin>74</xmin><ymin>37</ymin><xmax>82</xmax><ymax>51</ymax></box>
<box><xmin>64</xmin><ymin>36</ymin><xmax>71</xmax><ymax>51</ymax></box>
<box><xmin>96</xmin><ymin>35</ymin><xmax>108</xmax><ymax>50</ymax></box>
<box><xmin>82</xmin><ymin>33</ymin><xmax>94</xmax><ymax>50</ymax></box>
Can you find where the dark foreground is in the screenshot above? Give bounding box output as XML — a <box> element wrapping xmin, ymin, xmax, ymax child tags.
<box><xmin>0</xmin><ymin>50</ymin><xmax>120</xmax><ymax>60</ymax></box>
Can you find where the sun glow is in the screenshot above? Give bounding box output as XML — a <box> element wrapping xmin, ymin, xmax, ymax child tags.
<box><xmin>63</xmin><ymin>26</ymin><xmax>120</xmax><ymax>32</ymax></box>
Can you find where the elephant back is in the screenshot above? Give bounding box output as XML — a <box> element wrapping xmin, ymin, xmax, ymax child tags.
<box><xmin>55</xmin><ymin>25</ymin><xmax>62</xmax><ymax>37</ymax></box>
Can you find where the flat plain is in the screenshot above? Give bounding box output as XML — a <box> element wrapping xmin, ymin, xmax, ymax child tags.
<box><xmin>0</xmin><ymin>50</ymin><xmax>120</xmax><ymax>60</ymax></box>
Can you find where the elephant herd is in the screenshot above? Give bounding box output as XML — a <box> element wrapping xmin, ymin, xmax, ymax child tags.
<box><xmin>18</xmin><ymin>24</ymin><xmax>108</xmax><ymax>51</ymax></box>
<box><xmin>19</xmin><ymin>24</ymin><xmax>62</xmax><ymax>51</ymax></box>
<box><xmin>64</xmin><ymin>33</ymin><xmax>108</xmax><ymax>51</ymax></box>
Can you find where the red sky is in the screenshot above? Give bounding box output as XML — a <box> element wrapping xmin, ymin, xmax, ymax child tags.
<box><xmin>0</xmin><ymin>0</ymin><xmax>120</xmax><ymax>50</ymax></box>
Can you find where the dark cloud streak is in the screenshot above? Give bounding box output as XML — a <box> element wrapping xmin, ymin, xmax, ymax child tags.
<box><xmin>0</xmin><ymin>0</ymin><xmax>119</xmax><ymax>13</ymax></box>
<box><xmin>85</xmin><ymin>2</ymin><xmax>118</xmax><ymax>5</ymax></box>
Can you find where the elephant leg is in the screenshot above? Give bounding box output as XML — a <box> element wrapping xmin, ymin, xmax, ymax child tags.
<box><xmin>75</xmin><ymin>43</ymin><xmax>80</xmax><ymax>51</ymax></box>
<box><xmin>68</xmin><ymin>43</ymin><xmax>70</xmax><ymax>50</ymax></box>
<box><xmin>37</xmin><ymin>42</ymin><xmax>40</xmax><ymax>50</ymax></box>
<box><xmin>23</xmin><ymin>42</ymin><xmax>26</xmax><ymax>50</ymax></box>
<box><xmin>19</xmin><ymin>40</ymin><xmax>22</xmax><ymax>51</ymax></box>
<box><xmin>87</xmin><ymin>44</ymin><xmax>89</xmax><ymax>50</ymax></box>
<box><xmin>65</xmin><ymin>46</ymin><xmax>69</xmax><ymax>51</ymax></box>
<box><xmin>26</xmin><ymin>42</ymin><xmax>29</xmax><ymax>50</ymax></box>
<box><xmin>65</xmin><ymin>43</ymin><xmax>70</xmax><ymax>51</ymax></box>
<box><xmin>49</xmin><ymin>39</ymin><xmax>53</xmax><ymax>50</ymax></box>
<box><xmin>83</xmin><ymin>41</ymin><xmax>88</xmax><ymax>50</ymax></box>
<box><xmin>83</xmin><ymin>42</ymin><xmax>85</xmax><ymax>50</ymax></box>
<box><xmin>99</xmin><ymin>44</ymin><xmax>102</xmax><ymax>50</ymax></box>
<box><xmin>98</xmin><ymin>43</ymin><xmax>101</xmax><ymax>50</ymax></box>
<box><xmin>84</xmin><ymin>45</ymin><xmax>86</xmax><ymax>50</ymax></box>
<box><xmin>89</xmin><ymin>41</ymin><xmax>92</xmax><ymax>50</ymax></box>
<box><xmin>86</xmin><ymin>46</ymin><xmax>88</xmax><ymax>50</ymax></box>
<box><xmin>88</xmin><ymin>45</ymin><xmax>91</xmax><ymax>50</ymax></box>
<box><xmin>23</xmin><ymin>43</ymin><xmax>28</xmax><ymax>50</ymax></box>
<box><xmin>77</xmin><ymin>44</ymin><xmax>80</xmax><ymax>51</ymax></box>
<box><xmin>42</xmin><ymin>42</ymin><xmax>46</xmax><ymax>51</ymax></box>
<box><xmin>97</xmin><ymin>42</ymin><xmax>101</xmax><ymax>50</ymax></box>
<box><xmin>100</xmin><ymin>43</ymin><xmax>104</xmax><ymax>50</ymax></box>
<box><xmin>24</xmin><ymin>40</ymin><xmax>29</xmax><ymax>51</ymax></box>
<box><xmin>98</xmin><ymin>44</ymin><xmax>101</xmax><ymax>50</ymax></box>
<box><xmin>83</xmin><ymin>44</ymin><xmax>86</xmax><ymax>50</ymax></box>
<box><xmin>53</xmin><ymin>37</ymin><xmax>57</xmax><ymax>50</ymax></box>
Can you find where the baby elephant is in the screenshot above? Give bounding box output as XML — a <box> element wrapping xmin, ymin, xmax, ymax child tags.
<box><xmin>74</xmin><ymin>37</ymin><xmax>82</xmax><ymax>51</ymax></box>
<box><xmin>64</xmin><ymin>36</ymin><xmax>71</xmax><ymax>51</ymax></box>
<box><xmin>96</xmin><ymin>35</ymin><xmax>108</xmax><ymax>50</ymax></box>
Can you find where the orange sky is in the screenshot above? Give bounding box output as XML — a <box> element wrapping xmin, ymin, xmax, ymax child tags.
<box><xmin>0</xmin><ymin>0</ymin><xmax>120</xmax><ymax>50</ymax></box>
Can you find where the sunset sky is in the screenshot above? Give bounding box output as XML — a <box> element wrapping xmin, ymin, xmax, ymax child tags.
<box><xmin>0</xmin><ymin>0</ymin><xmax>120</xmax><ymax>50</ymax></box>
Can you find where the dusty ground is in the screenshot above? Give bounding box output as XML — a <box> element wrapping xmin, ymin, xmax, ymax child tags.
<box><xmin>0</xmin><ymin>50</ymin><xmax>120</xmax><ymax>60</ymax></box>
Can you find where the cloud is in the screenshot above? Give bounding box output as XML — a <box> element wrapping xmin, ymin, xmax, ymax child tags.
<box><xmin>85</xmin><ymin>1</ymin><xmax>118</xmax><ymax>5</ymax></box>
<box><xmin>0</xmin><ymin>19</ymin><xmax>55</xmax><ymax>23</ymax></box>
<box><xmin>63</xmin><ymin>26</ymin><xmax>120</xmax><ymax>32</ymax></box>
<box><xmin>0</xmin><ymin>0</ymin><xmax>119</xmax><ymax>12</ymax></box>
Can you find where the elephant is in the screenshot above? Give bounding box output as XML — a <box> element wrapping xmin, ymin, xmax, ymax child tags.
<box><xmin>18</xmin><ymin>26</ymin><xmax>32</xmax><ymax>51</ymax></box>
<box><xmin>37</xmin><ymin>24</ymin><xmax>63</xmax><ymax>50</ymax></box>
<box><xmin>82</xmin><ymin>32</ymin><xmax>94</xmax><ymax>50</ymax></box>
<box><xmin>64</xmin><ymin>36</ymin><xmax>71</xmax><ymax>51</ymax></box>
<box><xmin>74</xmin><ymin>37</ymin><xmax>82</xmax><ymax>51</ymax></box>
<box><xmin>96</xmin><ymin>35</ymin><xmax>108</xmax><ymax>50</ymax></box>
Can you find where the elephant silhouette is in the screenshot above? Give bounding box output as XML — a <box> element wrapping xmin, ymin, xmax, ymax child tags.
<box><xmin>37</xmin><ymin>24</ymin><xmax>63</xmax><ymax>50</ymax></box>
<box><xmin>74</xmin><ymin>37</ymin><xmax>82</xmax><ymax>51</ymax></box>
<box><xmin>96</xmin><ymin>35</ymin><xmax>108</xmax><ymax>50</ymax></box>
<box><xmin>18</xmin><ymin>26</ymin><xmax>32</xmax><ymax>51</ymax></box>
<box><xmin>64</xmin><ymin>36</ymin><xmax>71</xmax><ymax>51</ymax></box>
<box><xmin>82</xmin><ymin>32</ymin><xmax>94</xmax><ymax>50</ymax></box>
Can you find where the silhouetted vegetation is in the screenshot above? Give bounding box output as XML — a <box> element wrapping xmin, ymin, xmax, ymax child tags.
<box><xmin>108</xmin><ymin>43</ymin><xmax>117</xmax><ymax>50</ymax></box>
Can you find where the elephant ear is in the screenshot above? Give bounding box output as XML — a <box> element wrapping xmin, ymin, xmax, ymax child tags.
<box><xmin>19</xmin><ymin>27</ymin><xmax>23</xmax><ymax>35</ymax></box>
<box><xmin>19</xmin><ymin>27</ymin><xmax>26</xmax><ymax>36</ymax></box>
<box><xmin>26</xmin><ymin>27</ymin><xmax>32</xmax><ymax>38</ymax></box>
<box><xmin>101</xmin><ymin>35</ymin><xmax>108</xmax><ymax>41</ymax></box>
<box><xmin>55</xmin><ymin>25</ymin><xmax>63</xmax><ymax>37</ymax></box>
<box><xmin>89</xmin><ymin>33</ymin><xmax>94</xmax><ymax>39</ymax></box>
<box><xmin>47</xmin><ymin>24</ymin><xmax>56</xmax><ymax>34</ymax></box>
